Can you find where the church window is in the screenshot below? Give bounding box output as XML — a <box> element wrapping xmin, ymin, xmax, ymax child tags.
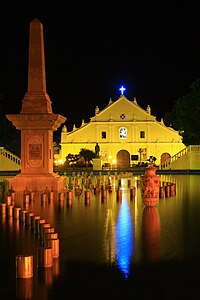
<box><xmin>102</xmin><ymin>131</ymin><xmax>106</xmax><ymax>139</ymax></box>
<box><xmin>140</xmin><ymin>131</ymin><xmax>145</xmax><ymax>138</ymax></box>
<box><xmin>119</xmin><ymin>127</ymin><xmax>127</xmax><ymax>139</ymax></box>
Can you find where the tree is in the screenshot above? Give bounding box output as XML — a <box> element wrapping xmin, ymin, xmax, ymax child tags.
<box><xmin>163</xmin><ymin>78</ymin><xmax>200</xmax><ymax>146</ymax></box>
<box><xmin>79</xmin><ymin>148</ymin><xmax>96</xmax><ymax>165</ymax></box>
<box><xmin>65</xmin><ymin>153</ymin><xmax>80</xmax><ymax>166</ymax></box>
<box><xmin>147</xmin><ymin>155</ymin><xmax>157</xmax><ymax>166</ymax></box>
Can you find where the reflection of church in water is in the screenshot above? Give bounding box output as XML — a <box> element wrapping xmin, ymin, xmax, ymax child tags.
<box><xmin>59</xmin><ymin>89</ymin><xmax>185</xmax><ymax>168</ymax></box>
<box><xmin>103</xmin><ymin>178</ymin><xmax>161</xmax><ymax>278</ymax></box>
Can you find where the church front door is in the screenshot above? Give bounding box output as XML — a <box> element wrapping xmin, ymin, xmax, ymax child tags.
<box><xmin>117</xmin><ymin>150</ymin><xmax>130</xmax><ymax>169</ymax></box>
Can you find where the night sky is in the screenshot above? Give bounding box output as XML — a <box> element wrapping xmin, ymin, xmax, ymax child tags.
<box><xmin>1</xmin><ymin>2</ymin><xmax>200</xmax><ymax>131</ymax></box>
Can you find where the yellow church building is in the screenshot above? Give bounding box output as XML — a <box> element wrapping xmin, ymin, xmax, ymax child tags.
<box><xmin>58</xmin><ymin>94</ymin><xmax>185</xmax><ymax>169</ymax></box>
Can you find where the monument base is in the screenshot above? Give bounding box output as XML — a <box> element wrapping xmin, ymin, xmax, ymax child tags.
<box><xmin>93</xmin><ymin>158</ymin><xmax>102</xmax><ymax>171</ymax></box>
<box><xmin>6</xmin><ymin>173</ymin><xmax>66</xmax><ymax>193</ymax></box>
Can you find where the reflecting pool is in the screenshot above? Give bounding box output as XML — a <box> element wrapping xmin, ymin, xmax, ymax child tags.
<box><xmin>0</xmin><ymin>174</ymin><xmax>200</xmax><ymax>299</ymax></box>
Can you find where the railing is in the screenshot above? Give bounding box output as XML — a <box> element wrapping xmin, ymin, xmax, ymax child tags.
<box><xmin>0</xmin><ymin>147</ymin><xmax>21</xmax><ymax>166</ymax></box>
<box><xmin>159</xmin><ymin>145</ymin><xmax>200</xmax><ymax>170</ymax></box>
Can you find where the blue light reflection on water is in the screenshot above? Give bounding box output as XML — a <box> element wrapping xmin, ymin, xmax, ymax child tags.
<box><xmin>116</xmin><ymin>197</ymin><xmax>133</xmax><ymax>278</ymax></box>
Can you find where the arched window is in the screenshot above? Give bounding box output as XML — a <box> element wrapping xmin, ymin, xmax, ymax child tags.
<box><xmin>119</xmin><ymin>127</ymin><xmax>127</xmax><ymax>139</ymax></box>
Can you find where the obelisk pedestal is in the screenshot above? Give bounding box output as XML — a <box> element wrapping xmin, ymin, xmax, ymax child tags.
<box><xmin>6</xmin><ymin>19</ymin><xmax>66</xmax><ymax>193</ymax></box>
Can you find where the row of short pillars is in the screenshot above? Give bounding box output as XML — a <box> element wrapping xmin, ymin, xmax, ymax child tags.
<box><xmin>15</xmin><ymin>244</ymin><xmax>57</xmax><ymax>279</ymax></box>
<box><xmin>0</xmin><ymin>202</ymin><xmax>59</xmax><ymax>279</ymax></box>
<box><xmin>58</xmin><ymin>186</ymin><xmax>137</xmax><ymax>204</ymax></box>
<box><xmin>159</xmin><ymin>182</ymin><xmax>176</xmax><ymax>198</ymax></box>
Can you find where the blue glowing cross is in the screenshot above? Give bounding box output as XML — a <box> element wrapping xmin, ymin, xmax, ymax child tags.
<box><xmin>119</xmin><ymin>85</ymin><xmax>126</xmax><ymax>95</ymax></box>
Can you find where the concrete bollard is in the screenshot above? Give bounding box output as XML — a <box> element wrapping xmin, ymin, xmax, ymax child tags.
<box><xmin>59</xmin><ymin>192</ymin><xmax>65</xmax><ymax>201</ymax></box>
<box><xmin>30</xmin><ymin>215</ymin><xmax>40</xmax><ymax>231</ymax></box>
<box><xmin>41</xmin><ymin>193</ymin><xmax>48</xmax><ymax>203</ymax></box>
<box><xmin>45</xmin><ymin>232</ymin><xmax>58</xmax><ymax>245</ymax></box>
<box><xmin>116</xmin><ymin>188</ymin><xmax>122</xmax><ymax>201</ymax></box>
<box><xmin>159</xmin><ymin>186</ymin><xmax>165</xmax><ymax>198</ymax></box>
<box><xmin>101</xmin><ymin>190</ymin><xmax>107</xmax><ymax>201</ymax></box>
<box><xmin>130</xmin><ymin>187</ymin><xmax>136</xmax><ymax>200</ymax></box>
<box><xmin>40</xmin><ymin>223</ymin><xmax>51</xmax><ymax>244</ymax></box>
<box><xmin>16</xmin><ymin>255</ymin><xmax>33</xmax><ymax>278</ymax></box>
<box><xmin>6</xmin><ymin>205</ymin><xmax>14</xmax><ymax>217</ymax></box>
<box><xmin>19</xmin><ymin>210</ymin><xmax>29</xmax><ymax>224</ymax></box>
<box><xmin>46</xmin><ymin>238</ymin><xmax>60</xmax><ymax>258</ymax></box>
<box><xmin>30</xmin><ymin>192</ymin><xmax>35</xmax><ymax>201</ymax></box>
<box><xmin>24</xmin><ymin>194</ymin><xmax>30</xmax><ymax>204</ymax></box>
<box><xmin>37</xmin><ymin>247</ymin><xmax>53</xmax><ymax>268</ymax></box>
<box><xmin>25</xmin><ymin>212</ymin><xmax>34</xmax><ymax>228</ymax></box>
<box><xmin>165</xmin><ymin>185</ymin><xmax>171</xmax><ymax>198</ymax></box>
<box><xmin>67</xmin><ymin>191</ymin><xmax>73</xmax><ymax>201</ymax></box>
<box><xmin>50</xmin><ymin>191</ymin><xmax>54</xmax><ymax>201</ymax></box>
<box><xmin>11</xmin><ymin>192</ymin><xmax>15</xmax><ymax>201</ymax></box>
<box><xmin>170</xmin><ymin>183</ymin><xmax>176</xmax><ymax>196</ymax></box>
<box><xmin>0</xmin><ymin>203</ymin><xmax>7</xmax><ymax>214</ymax></box>
<box><xmin>6</xmin><ymin>195</ymin><xmax>12</xmax><ymax>206</ymax></box>
<box><xmin>14</xmin><ymin>207</ymin><xmax>22</xmax><ymax>219</ymax></box>
<box><xmin>35</xmin><ymin>219</ymin><xmax>46</xmax><ymax>237</ymax></box>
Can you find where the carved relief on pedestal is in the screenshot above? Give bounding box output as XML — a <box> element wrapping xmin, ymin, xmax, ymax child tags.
<box><xmin>27</xmin><ymin>135</ymin><xmax>43</xmax><ymax>167</ymax></box>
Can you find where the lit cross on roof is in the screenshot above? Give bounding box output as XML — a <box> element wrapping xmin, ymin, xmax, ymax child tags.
<box><xmin>119</xmin><ymin>85</ymin><xmax>126</xmax><ymax>95</ymax></box>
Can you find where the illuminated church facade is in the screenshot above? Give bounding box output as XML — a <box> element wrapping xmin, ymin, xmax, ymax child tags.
<box><xmin>58</xmin><ymin>94</ymin><xmax>185</xmax><ymax>169</ymax></box>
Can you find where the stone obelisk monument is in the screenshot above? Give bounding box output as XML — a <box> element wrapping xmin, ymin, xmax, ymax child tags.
<box><xmin>6</xmin><ymin>18</ymin><xmax>66</xmax><ymax>192</ymax></box>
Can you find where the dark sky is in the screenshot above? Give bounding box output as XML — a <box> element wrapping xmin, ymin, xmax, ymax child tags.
<box><xmin>1</xmin><ymin>2</ymin><xmax>200</xmax><ymax>131</ymax></box>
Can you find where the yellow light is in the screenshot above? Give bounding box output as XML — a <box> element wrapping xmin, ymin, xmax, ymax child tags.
<box><xmin>112</xmin><ymin>159</ymin><xmax>116</xmax><ymax>164</ymax></box>
<box><xmin>58</xmin><ymin>159</ymin><xmax>63</xmax><ymax>165</ymax></box>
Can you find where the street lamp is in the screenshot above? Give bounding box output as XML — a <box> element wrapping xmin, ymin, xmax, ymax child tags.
<box><xmin>138</xmin><ymin>148</ymin><xmax>143</xmax><ymax>166</ymax></box>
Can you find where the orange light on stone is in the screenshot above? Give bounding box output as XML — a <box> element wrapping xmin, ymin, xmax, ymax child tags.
<box><xmin>30</xmin><ymin>191</ymin><xmax>35</xmax><ymax>201</ymax></box>
<box><xmin>24</xmin><ymin>194</ymin><xmax>30</xmax><ymax>204</ymax></box>
<box><xmin>37</xmin><ymin>247</ymin><xmax>53</xmax><ymax>268</ymax></box>
<box><xmin>6</xmin><ymin>195</ymin><xmax>12</xmax><ymax>205</ymax></box>
<box><xmin>25</xmin><ymin>212</ymin><xmax>34</xmax><ymax>228</ymax></box>
<box><xmin>67</xmin><ymin>190</ymin><xmax>73</xmax><ymax>201</ymax></box>
<box><xmin>130</xmin><ymin>187</ymin><xmax>136</xmax><ymax>200</ymax></box>
<box><xmin>14</xmin><ymin>207</ymin><xmax>22</xmax><ymax>219</ymax></box>
<box><xmin>59</xmin><ymin>192</ymin><xmax>65</xmax><ymax>201</ymax></box>
<box><xmin>0</xmin><ymin>203</ymin><xmax>7</xmax><ymax>214</ymax></box>
<box><xmin>50</xmin><ymin>191</ymin><xmax>54</xmax><ymax>201</ymax></box>
<box><xmin>19</xmin><ymin>210</ymin><xmax>29</xmax><ymax>224</ymax></box>
<box><xmin>41</xmin><ymin>193</ymin><xmax>48</xmax><ymax>203</ymax></box>
<box><xmin>46</xmin><ymin>238</ymin><xmax>60</xmax><ymax>258</ymax></box>
<box><xmin>16</xmin><ymin>255</ymin><xmax>33</xmax><ymax>278</ymax></box>
<box><xmin>44</xmin><ymin>227</ymin><xmax>55</xmax><ymax>235</ymax></box>
<box><xmin>7</xmin><ymin>205</ymin><xmax>14</xmax><ymax>217</ymax></box>
<box><xmin>35</xmin><ymin>219</ymin><xmax>46</xmax><ymax>237</ymax></box>
<box><xmin>116</xmin><ymin>188</ymin><xmax>122</xmax><ymax>201</ymax></box>
<box><xmin>45</xmin><ymin>232</ymin><xmax>58</xmax><ymax>245</ymax></box>
<box><xmin>30</xmin><ymin>215</ymin><xmax>40</xmax><ymax>231</ymax></box>
<box><xmin>40</xmin><ymin>223</ymin><xmax>51</xmax><ymax>243</ymax></box>
<box><xmin>11</xmin><ymin>191</ymin><xmax>15</xmax><ymax>201</ymax></box>
<box><xmin>101</xmin><ymin>190</ymin><xmax>107</xmax><ymax>201</ymax></box>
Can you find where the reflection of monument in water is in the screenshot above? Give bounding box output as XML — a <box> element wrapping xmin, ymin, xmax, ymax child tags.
<box><xmin>6</xmin><ymin>19</ymin><xmax>66</xmax><ymax>193</ymax></box>
<box><xmin>142</xmin><ymin>207</ymin><xmax>160</xmax><ymax>263</ymax></box>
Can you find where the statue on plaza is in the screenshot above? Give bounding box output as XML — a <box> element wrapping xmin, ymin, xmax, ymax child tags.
<box><xmin>95</xmin><ymin>143</ymin><xmax>100</xmax><ymax>158</ymax></box>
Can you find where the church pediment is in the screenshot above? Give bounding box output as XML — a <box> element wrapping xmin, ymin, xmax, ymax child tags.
<box><xmin>91</xmin><ymin>96</ymin><xmax>156</xmax><ymax>122</ymax></box>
